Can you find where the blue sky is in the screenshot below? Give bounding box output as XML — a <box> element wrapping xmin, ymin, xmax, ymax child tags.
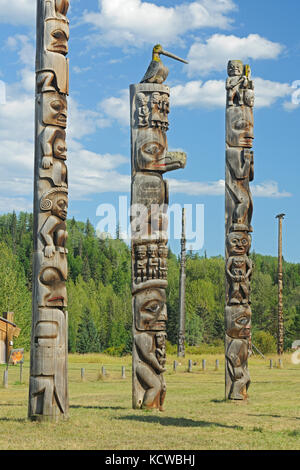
<box><xmin>0</xmin><ymin>0</ymin><xmax>299</xmax><ymax>261</ymax></box>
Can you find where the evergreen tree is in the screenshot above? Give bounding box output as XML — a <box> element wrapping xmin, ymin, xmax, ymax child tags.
<box><xmin>76</xmin><ymin>307</ymin><xmax>100</xmax><ymax>353</ymax></box>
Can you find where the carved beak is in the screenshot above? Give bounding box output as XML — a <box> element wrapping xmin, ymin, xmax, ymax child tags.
<box><xmin>161</xmin><ymin>49</ymin><xmax>188</xmax><ymax>64</ymax></box>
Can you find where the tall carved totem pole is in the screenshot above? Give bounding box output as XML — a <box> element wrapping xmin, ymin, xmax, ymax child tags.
<box><xmin>29</xmin><ymin>0</ymin><xmax>69</xmax><ymax>421</ymax></box>
<box><xmin>177</xmin><ymin>208</ymin><xmax>186</xmax><ymax>357</ymax></box>
<box><xmin>225</xmin><ymin>60</ymin><xmax>254</xmax><ymax>400</ymax></box>
<box><xmin>130</xmin><ymin>45</ymin><xmax>187</xmax><ymax>410</ymax></box>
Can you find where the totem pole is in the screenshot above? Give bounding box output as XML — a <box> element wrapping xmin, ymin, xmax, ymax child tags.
<box><xmin>130</xmin><ymin>45</ymin><xmax>187</xmax><ymax>410</ymax></box>
<box><xmin>276</xmin><ymin>213</ymin><xmax>285</xmax><ymax>355</ymax></box>
<box><xmin>29</xmin><ymin>0</ymin><xmax>69</xmax><ymax>421</ymax></box>
<box><xmin>225</xmin><ymin>60</ymin><xmax>254</xmax><ymax>400</ymax></box>
<box><xmin>177</xmin><ymin>208</ymin><xmax>186</xmax><ymax>357</ymax></box>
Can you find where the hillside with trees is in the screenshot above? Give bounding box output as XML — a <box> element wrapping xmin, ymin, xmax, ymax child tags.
<box><xmin>0</xmin><ymin>212</ymin><xmax>299</xmax><ymax>354</ymax></box>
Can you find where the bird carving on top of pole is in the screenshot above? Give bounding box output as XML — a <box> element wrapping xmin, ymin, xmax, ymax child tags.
<box><xmin>140</xmin><ymin>44</ymin><xmax>188</xmax><ymax>84</ymax></box>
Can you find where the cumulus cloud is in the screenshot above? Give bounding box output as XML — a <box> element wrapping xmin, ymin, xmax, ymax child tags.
<box><xmin>171</xmin><ymin>77</ymin><xmax>293</xmax><ymax>109</ymax></box>
<box><xmin>83</xmin><ymin>0</ymin><xmax>236</xmax><ymax>47</ymax></box>
<box><xmin>0</xmin><ymin>0</ymin><xmax>35</xmax><ymax>26</ymax></box>
<box><xmin>99</xmin><ymin>89</ymin><xmax>130</xmax><ymax>127</ymax></box>
<box><xmin>168</xmin><ymin>178</ymin><xmax>291</xmax><ymax>198</ymax></box>
<box><xmin>187</xmin><ymin>34</ymin><xmax>284</xmax><ymax>76</ymax></box>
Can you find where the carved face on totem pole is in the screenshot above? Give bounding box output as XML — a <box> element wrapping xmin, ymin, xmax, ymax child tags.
<box><xmin>40</xmin><ymin>189</ymin><xmax>68</xmax><ymax>221</ymax></box>
<box><xmin>226</xmin><ymin>106</ymin><xmax>254</xmax><ymax>148</ymax></box>
<box><xmin>45</xmin><ymin>19</ymin><xmax>69</xmax><ymax>55</ymax></box>
<box><xmin>135</xmin><ymin>288</ymin><xmax>167</xmax><ymax>331</ymax></box>
<box><xmin>42</xmin><ymin>93</ymin><xmax>67</xmax><ymax>128</ymax></box>
<box><xmin>244</xmin><ymin>90</ymin><xmax>255</xmax><ymax>108</ymax></box>
<box><xmin>227</xmin><ymin>60</ymin><xmax>243</xmax><ymax>77</ymax></box>
<box><xmin>226</xmin><ymin>304</ymin><xmax>251</xmax><ymax>339</ymax></box>
<box><xmin>227</xmin><ymin>232</ymin><xmax>251</xmax><ymax>256</ymax></box>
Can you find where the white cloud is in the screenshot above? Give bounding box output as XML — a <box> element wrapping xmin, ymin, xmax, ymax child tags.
<box><xmin>68</xmin><ymin>142</ymin><xmax>130</xmax><ymax>200</ymax></box>
<box><xmin>0</xmin><ymin>0</ymin><xmax>35</xmax><ymax>26</ymax></box>
<box><xmin>168</xmin><ymin>178</ymin><xmax>225</xmax><ymax>196</ymax></box>
<box><xmin>171</xmin><ymin>78</ymin><xmax>293</xmax><ymax>109</ymax></box>
<box><xmin>83</xmin><ymin>0</ymin><xmax>236</xmax><ymax>47</ymax></box>
<box><xmin>171</xmin><ymin>80</ymin><xmax>225</xmax><ymax>108</ymax></box>
<box><xmin>168</xmin><ymin>178</ymin><xmax>291</xmax><ymax>198</ymax></box>
<box><xmin>99</xmin><ymin>89</ymin><xmax>130</xmax><ymax>127</ymax></box>
<box><xmin>0</xmin><ymin>197</ymin><xmax>32</xmax><ymax>212</ymax></box>
<box><xmin>251</xmin><ymin>181</ymin><xmax>291</xmax><ymax>198</ymax></box>
<box><xmin>187</xmin><ymin>34</ymin><xmax>284</xmax><ymax>76</ymax></box>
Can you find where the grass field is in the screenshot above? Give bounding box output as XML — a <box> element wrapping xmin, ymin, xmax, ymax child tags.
<box><xmin>0</xmin><ymin>352</ymin><xmax>299</xmax><ymax>450</ymax></box>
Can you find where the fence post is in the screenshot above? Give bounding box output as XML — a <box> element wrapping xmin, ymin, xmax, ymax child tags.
<box><xmin>3</xmin><ymin>367</ymin><xmax>8</xmax><ymax>388</ymax></box>
<box><xmin>20</xmin><ymin>363</ymin><xmax>23</xmax><ymax>383</ymax></box>
<box><xmin>278</xmin><ymin>358</ymin><xmax>283</xmax><ymax>369</ymax></box>
<box><xmin>102</xmin><ymin>366</ymin><xmax>106</xmax><ymax>377</ymax></box>
<box><xmin>215</xmin><ymin>359</ymin><xmax>219</xmax><ymax>371</ymax></box>
<box><xmin>81</xmin><ymin>368</ymin><xmax>85</xmax><ymax>381</ymax></box>
<box><xmin>270</xmin><ymin>359</ymin><xmax>273</xmax><ymax>369</ymax></box>
<box><xmin>188</xmin><ymin>359</ymin><xmax>192</xmax><ymax>372</ymax></box>
<box><xmin>173</xmin><ymin>360</ymin><xmax>178</xmax><ymax>372</ymax></box>
<box><xmin>202</xmin><ymin>359</ymin><xmax>206</xmax><ymax>371</ymax></box>
<box><xmin>122</xmin><ymin>366</ymin><xmax>126</xmax><ymax>379</ymax></box>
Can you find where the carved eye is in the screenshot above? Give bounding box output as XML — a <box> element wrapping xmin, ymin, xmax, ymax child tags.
<box><xmin>51</xmin><ymin>100</ymin><xmax>63</xmax><ymax>112</ymax></box>
<box><xmin>145</xmin><ymin>302</ymin><xmax>161</xmax><ymax>314</ymax></box>
<box><xmin>242</xmin><ymin>239</ymin><xmax>248</xmax><ymax>245</ymax></box>
<box><xmin>237</xmin><ymin>317</ymin><xmax>248</xmax><ymax>325</ymax></box>
<box><xmin>52</xmin><ymin>30</ymin><xmax>66</xmax><ymax>40</ymax></box>
<box><xmin>234</xmin><ymin>120</ymin><xmax>248</xmax><ymax>130</ymax></box>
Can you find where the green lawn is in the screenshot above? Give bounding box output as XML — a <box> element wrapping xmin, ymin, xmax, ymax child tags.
<box><xmin>0</xmin><ymin>353</ymin><xmax>299</xmax><ymax>450</ymax></box>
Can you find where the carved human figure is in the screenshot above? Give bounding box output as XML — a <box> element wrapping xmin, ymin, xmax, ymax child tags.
<box><xmin>40</xmin><ymin>188</ymin><xmax>68</xmax><ymax>257</ymax></box>
<box><xmin>136</xmin><ymin>92</ymin><xmax>149</xmax><ymax>127</ymax></box>
<box><xmin>147</xmin><ymin>244</ymin><xmax>159</xmax><ymax>279</ymax></box>
<box><xmin>226</xmin><ymin>254</ymin><xmax>252</xmax><ymax>305</ymax></box>
<box><xmin>226</xmin><ymin>60</ymin><xmax>248</xmax><ymax>106</ymax></box>
<box><xmin>135</xmin><ymin>245</ymin><xmax>148</xmax><ymax>283</ymax></box>
<box><xmin>158</xmin><ymin>243</ymin><xmax>168</xmax><ymax>280</ymax></box>
<box><xmin>150</xmin><ymin>92</ymin><xmax>162</xmax><ymax>128</ymax></box>
<box><xmin>40</xmin><ymin>127</ymin><xmax>67</xmax><ymax>169</ymax></box>
<box><xmin>225</xmin><ymin>304</ymin><xmax>251</xmax><ymax>399</ymax></box>
<box><xmin>135</xmin><ymin>332</ymin><xmax>166</xmax><ymax>410</ymax></box>
<box><xmin>226</xmin><ymin>147</ymin><xmax>254</xmax><ymax>231</ymax></box>
<box><xmin>160</xmin><ymin>94</ymin><xmax>169</xmax><ymax>131</ymax></box>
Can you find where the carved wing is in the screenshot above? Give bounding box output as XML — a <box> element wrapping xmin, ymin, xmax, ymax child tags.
<box><xmin>140</xmin><ymin>60</ymin><xmax>160</xmax><ymax>83</ymax></box>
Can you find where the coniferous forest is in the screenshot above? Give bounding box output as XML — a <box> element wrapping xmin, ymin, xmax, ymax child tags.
<box><xmin>1</xmin><ymin>212</ymin><xmax>300</xmax><ymax>355</ymax></box>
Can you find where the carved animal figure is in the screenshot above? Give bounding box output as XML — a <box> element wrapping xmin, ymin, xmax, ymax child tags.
<box><xmin>141</xmin><ymin>44</ymin><xmax>188</xmax><ymax>84</ymax></box>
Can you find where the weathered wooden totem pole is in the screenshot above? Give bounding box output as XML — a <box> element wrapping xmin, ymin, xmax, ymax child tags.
<box><xmin>29</xmin><ymin>0</ymin><xmax>69</xmax><ymax>421</ymax></box>
<box><xmin>130</xmin><ymin>45</ymin><xmax>187</xmax><ymax>410</ymax></box>
<box><xmin>177</xmin><ymin>208</ymin><xmax>186</xmax><ymax>357</ymax></box>
<box><xmin>225</xmin><ymin>60</ymin><xmax>254</xmax><ymax>400</ymax></box>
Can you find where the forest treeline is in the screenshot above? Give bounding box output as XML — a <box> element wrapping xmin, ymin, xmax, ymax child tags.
<box><xmin>0</xmin><ymin>211</ymin><xmax>300</xmax><ymax>354</ymax></box>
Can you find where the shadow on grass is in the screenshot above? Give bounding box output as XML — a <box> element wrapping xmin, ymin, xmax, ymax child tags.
<box><xmin>118</xmin><ymin>415</ymin><xmax>243</xmax><ymax>430</ymax></box>
<box><xmin>70</xmin><ymin>405</ymin><xmax>126</xmax><ymax>411</ymax></box>
<box><xmin>0</xmin><ymin>417</ymin><xmax>27</xmax><ymax>423</ymax></box>
<box><xmin>248</xmin><ymin>413</ymin><xmax>300</xmax><ymax>420</ymax></box>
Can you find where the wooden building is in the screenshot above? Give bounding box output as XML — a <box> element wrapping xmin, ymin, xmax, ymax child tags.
<box><xmin>0</xmin><ymin>313</ymin><xmax>21</xmax><ymax>364</ymax></box>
